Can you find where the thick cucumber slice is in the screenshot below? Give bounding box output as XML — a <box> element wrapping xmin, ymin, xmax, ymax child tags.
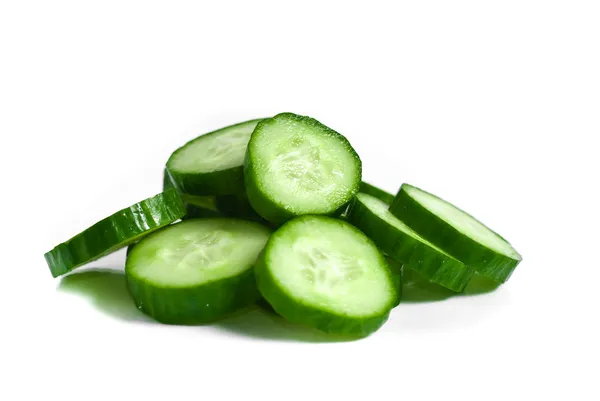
<box><xmin>162</xmin><ymin>169</ymin><xmax>221</xmax><ymax>218</ymax></box>
<box><xmin>390</xmin><ymin>184</ymin><xmax>522</xmax><ymax>283</ymax></box>
<box><xmin>254</xmin><ymin>215</ymin><xmax>396</xmax><ymax>337</ymax></box>
<box><xmin>125</xmin><ymin>218</ymin><xmax>271</xmax><ymax>324</ymax></box>
<box><xmin>360</xmin><ymin>182</ymin><xmax>395</xmax><ymax>204</ymax></box>
<box><xmin>347</xmin><ymin>193</ymin><xmax>474</xmax><ymax>291</ymax></box>
<box><xmin>245</xmin><ymin>113</ymin><xmax>361</xmax><ymax>225</ymax></box>
<box><xmin>166</xmin><ymin>118</ymin><xmax>263</xmax><ymax>196</ymax></box>
<box><xmin>45</xmin><ymin>189</ymin><xmax>186</xmax><ymax>278</ymax></box>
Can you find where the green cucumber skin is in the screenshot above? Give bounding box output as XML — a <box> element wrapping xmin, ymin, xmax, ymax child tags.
<box><xmin>348</xmin><ymin>198</ymin><xmax>474</xmax><ymax>292</ymax></box>
<box><xmin>389</xmin><ymin>185</ymin><xmax>520</xmax><ymax>283</ymax></box>
<box><xmin>45</xmin><ymin>189</ymin><xmax>186</xmax><ymax>278</ymax></box>
<box><xmin>126</xmin><ymin>265</ymin><xmax>260</xmax><ymax>324</ymax></box>
<box><xmin>359</xmin><ymin>182</ymin><xmax>395</xmax><ymax>204</ymax></box>
<box><xmin>163</xmin><ymin>168</ymin><xmax>222</xmax><ymax>219</ymax></box>
<box><xmin>244</xmin><ymin>113</ymin><xmax>362</xmax><ymax>225</ymax></box>
<box><xmin>166</xmin><ymin>119</ymin><xmax>263</xmax><ymax>196</ymax></box>
<box><xmin>254</xmin><ymin>250</ymin><xmax>392</xmax><ymax>338</ymax></box>
<box><xmin>215</xmin><ymin>193</ymin><xmax>267</xmax><ymax>223</ymax></box>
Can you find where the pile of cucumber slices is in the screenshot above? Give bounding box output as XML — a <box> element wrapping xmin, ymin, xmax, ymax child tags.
<box><xmin>45</xmin><ymin>112</ymin><xmax>522</xmax><ymax>338</ymax></box>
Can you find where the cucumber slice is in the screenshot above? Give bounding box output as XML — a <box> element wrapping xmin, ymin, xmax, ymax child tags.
<box><xmin>45</xmin><ymin>189</ymin><xmax>186</xmax><ymax>278</ymax></box>
<box><xmin>166</xmin><ymin>118</ymin><xmax>263</xmax><ymax>196</ymax></box>
<box><xmin>125</xmin><ymin>218</ymin><xmax>271</xmax><ymax>324</ymax></box>
<box><xmin>244</xmin><ymin>113</ymin><xmax>361</xmax><ymax>225</ymax></box>
<box><xmin>347</xmin><ymin>193</ymin><xmax>474</xmax><ymax>291</ymax></box>
<box><xmin>254</xmin><ymin>215</ymin><xmax>396</xmax><ymax>337</ymax></box>
<box><xmin>162</xmin><ymin>168</ymin><xmax>221</xmax><ymax>219</ymax></box>
<box><xmin>360</xmin><ymin>182</ymin><xmax>395</xmax><ymax>204</ymax></box>
<box><xmin>390</xmin><ymin>184</ymin><xmax>522</xmax><ymax>283</ymax></box>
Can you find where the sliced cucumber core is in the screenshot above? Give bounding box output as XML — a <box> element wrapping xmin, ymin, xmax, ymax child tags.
<box><xmin>245</xmin><ymin>113</ymin><xmax>361</xmax><ymax>224</ymax></box>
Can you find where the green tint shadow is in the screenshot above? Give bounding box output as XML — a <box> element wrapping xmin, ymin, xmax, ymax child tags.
<box><xmin>214</xmin><ymin>302</ymin><xmax>358</xmax><ymax>343</ymax></box>
<box><xmin>401</xmin><ymin>267</ymin><xmax>501</xmax><ymax>303</ymax></box>
<box><xmin>58</xmin><ymin>268</ymin><xmax>149</xmax><ymax>321</ymax></box>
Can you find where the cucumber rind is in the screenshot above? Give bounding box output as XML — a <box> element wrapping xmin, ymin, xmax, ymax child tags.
<box><xmin>127</xmin><ymin>264</ymin><xmax>260</xmax><ymax>324</ymax></box>
<box><xmin>389</xmin><ymin>184</ymin><xmax>521</xmax><ymax>283</ymax></box>
<box><xmin>359</xmin><ymin>181</ymin><xmax>395</xmax><ymax>204</ymax></box>
<box><xmin>44</xmin><ymin>189</ymin><xmax>186</xmax><ymax>278</ymax></box>
<box><xmin>254</xmin><ymin>215</ymin><xmax>396</xmax><ymax>337</ymax></box>
<box><xmin>166</xmin><ymin>119</ymin><xmax>263</xmax><ymax>196</ymax></box>
<box><xmin>162</xmin><ymin>168</ymin><xmax>221</xmax><ymax>219</ymax></box>
<box><xmin>244</xmin><ymin>113</ymin><xmax>362</xmax><ymax>225</ymax></box>
<box><xmin>347</xmin><ymin>193</ymin><xmax>474</xmax><ymax>292</ymax></box>
<box><xmin>125</xmin><ymin>218</ymin><xmax>271</xmax><ymax>324</ymax></box>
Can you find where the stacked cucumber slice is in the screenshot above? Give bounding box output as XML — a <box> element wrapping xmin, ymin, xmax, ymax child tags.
<box><xmin>45</xmin><ymin>112</ymin><xmax>521</xmax><ymax>338</ymax></box>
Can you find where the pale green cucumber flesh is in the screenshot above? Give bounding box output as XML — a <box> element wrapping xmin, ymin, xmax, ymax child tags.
<box><xmin>245</xmin><ymin>113</ymin><xmax>361</xmax><ymax>224</ymax></box>
<box><xmin>390</xmin><ymin>184</ymin><xmax>521</xmax><ymax>282</ymax></box>
<box><xmin>347</xmin><ymin>193</ymin><xmax>474</xmax><ymax>292</ymax></box>
<box><xmin>255</xmin><ymin>215</ymin><xmax>395</xmax><ymax>336</ymax></box>
<box><xmin>125</xmin><ymin>218</ymin><xmax>271</xmax><ymax>323</ymax></box>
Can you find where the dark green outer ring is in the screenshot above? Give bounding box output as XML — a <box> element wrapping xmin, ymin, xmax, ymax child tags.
<box><xmin>126</xmin><ymin>264</ymin><xmax>260</xmax><ymax>324</ymax></box>
<box><xmin>44</xmin><ymin>189</ymin><xmax>186</xmax><ymax>278</ymax></box>
<box><xmin>359</xmin><ymin>182</ymin><xmax>395</xmax><ymax>204</ymax></box>
<box><xmin>389</xmin><ymin>184</ymin><xmax>521</xmax><ymax>283</ymax></box>
<box><xmin>347</xmin><ymin>196</ymin><xmax>474</xmax><ymax>292</ymax></box>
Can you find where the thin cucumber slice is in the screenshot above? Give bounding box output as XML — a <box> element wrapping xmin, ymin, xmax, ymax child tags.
<box><xmin>162</xmin><ymin>168</ymin><xmax>221</xmax><ymax>218</ymax></box>
<box><xmin>347</xmin><ymin>193</ymin><xmax>474</xmax><ymax>291</ymax></box>
<box><xmin>390</xmin><ymin>184</ymin><xmax>522</xmax><ymax>283</ymax></box>
<box><xmin>125</xmin><ymin>218</ymin><xmax>271</xmax><ymax>324</ymax></box>
<box><xmin>45</xmin><ymin>189</ymin><xmax>186</xmax><ymax>278</ymax></box>
<box><xmin>254</xmin><ymin>215</ymin><xmax>396</xmax><ymax>337</ymax></box>
<box><xmin>166</xmin><ymin>118</ymin><xmax>263</xmax><ymax>196</ymax></box>
<box><xmin>244</xmin><ymin>113</ymin><xmax>361</xmax><ymax>225</ymax></box>
<box><xmin>360</xmin><ymin>182</ymin><xmax>395</xmax><ymax>204</ymax></box>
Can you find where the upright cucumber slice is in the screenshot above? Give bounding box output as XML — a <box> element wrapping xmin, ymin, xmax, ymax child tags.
<box><xmin>244</xmin><ymin>113</ymin><xmax>361</xmax><ymax>225</ymax></box>
<box><xmin>347</xmin><ymin>193</ymin><xmax>474</xmax><ymax>291</ymax></box>
<box><xmin>359</xmin><ymin>182</ymin><xmax>395</xmax><ymax>204</ymax></box>
<box><xmin>45</xmin><ymin>189</ymin><xmax>186</xmax><ymax>278</ymax></box>
<box><xmin>125</xmin><ymin>218</ymin><xmax>271</xmax><ymax>324</ymax></box>
<box><xmin>390</xmin><ymin>184</ymin><xmax>522</xmax><ymax>283</ymax></box>
<box><xmin>254</xmin><ymin>215</ymin><xmax>396</xmax><ymax>337</ymax></box>
<box><xmin>162</xmin><ymin>169</ymin><xmax>221</xmax><ymax>218</ymax></box>
<box><xmin>166</xmin><ymin>118</ymin><xmax>263</xmax><ymax>196</ymax></box>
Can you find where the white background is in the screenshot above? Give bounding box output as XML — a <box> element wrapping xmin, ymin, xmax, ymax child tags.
<box><xmin>1</xmin><ymin>1</ymin><xmax>599</xmax><ymax>400</ymax></box>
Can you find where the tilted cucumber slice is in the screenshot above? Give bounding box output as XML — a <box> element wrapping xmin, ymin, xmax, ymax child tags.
<box><xmin>347</xmin><ymin>193</ymin><xmax>474</xmax><ymax>291</ymax></box>
<box><xmin>359</xmin><ymin>181</ymin><xmax>395</xmax><ymax>204</ymax></box>
<box><xmin>166</xmin><ymin>118</ymin><xmax>263</xmax><ymax>196</ymax></box>
<box><xmin>254</xmin><ymin>215</ymin><xmax>396</xmax><ymax>337</ymax></box>
<box><xmin>244</xmin><ymin>113</ymin><xmax>361</xmax><ymax>225</ymax></box>
<box><xmin>126</xmin><ymin>218</ymin><xmax>271</xmax><ymax>324</ymax></box>
<box><xmin>162</xmin><ymin>168</ymin><xmax>221</xmax><ymax>218</ymax></box>
<box><xmin>45</xmin><ymin>189</ymin><xmax>186</xmax><ymax>278</ymax></box>
<box><xmin>390</xmin><ymin>184</ymin><xmax>522</xmax><ymax>283</ymax></box>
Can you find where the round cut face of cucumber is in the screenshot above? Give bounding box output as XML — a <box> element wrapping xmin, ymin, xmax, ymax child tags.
<box><xmin>264</xmin><ymin>216</ymin><xmax>395</xmax><ymax>318</ymax></box>
<box><xmin>403</xmin><ymin>185</ymin><xmax>520</xmax><ymax>259</ymax></box>
<box><xmin>246</xmin><ymin>113</ymin><xmax>361</xmax><ymax>222</ymax></box>
<box><xmin>168</xmin><ymin>120</ymin><xmax>261</xmax><ymax>174</ymax></box>
<box><xmin>127</xmin><ymin>218</ymin><xmax>270</xmax><ymax>288</ymax></box>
